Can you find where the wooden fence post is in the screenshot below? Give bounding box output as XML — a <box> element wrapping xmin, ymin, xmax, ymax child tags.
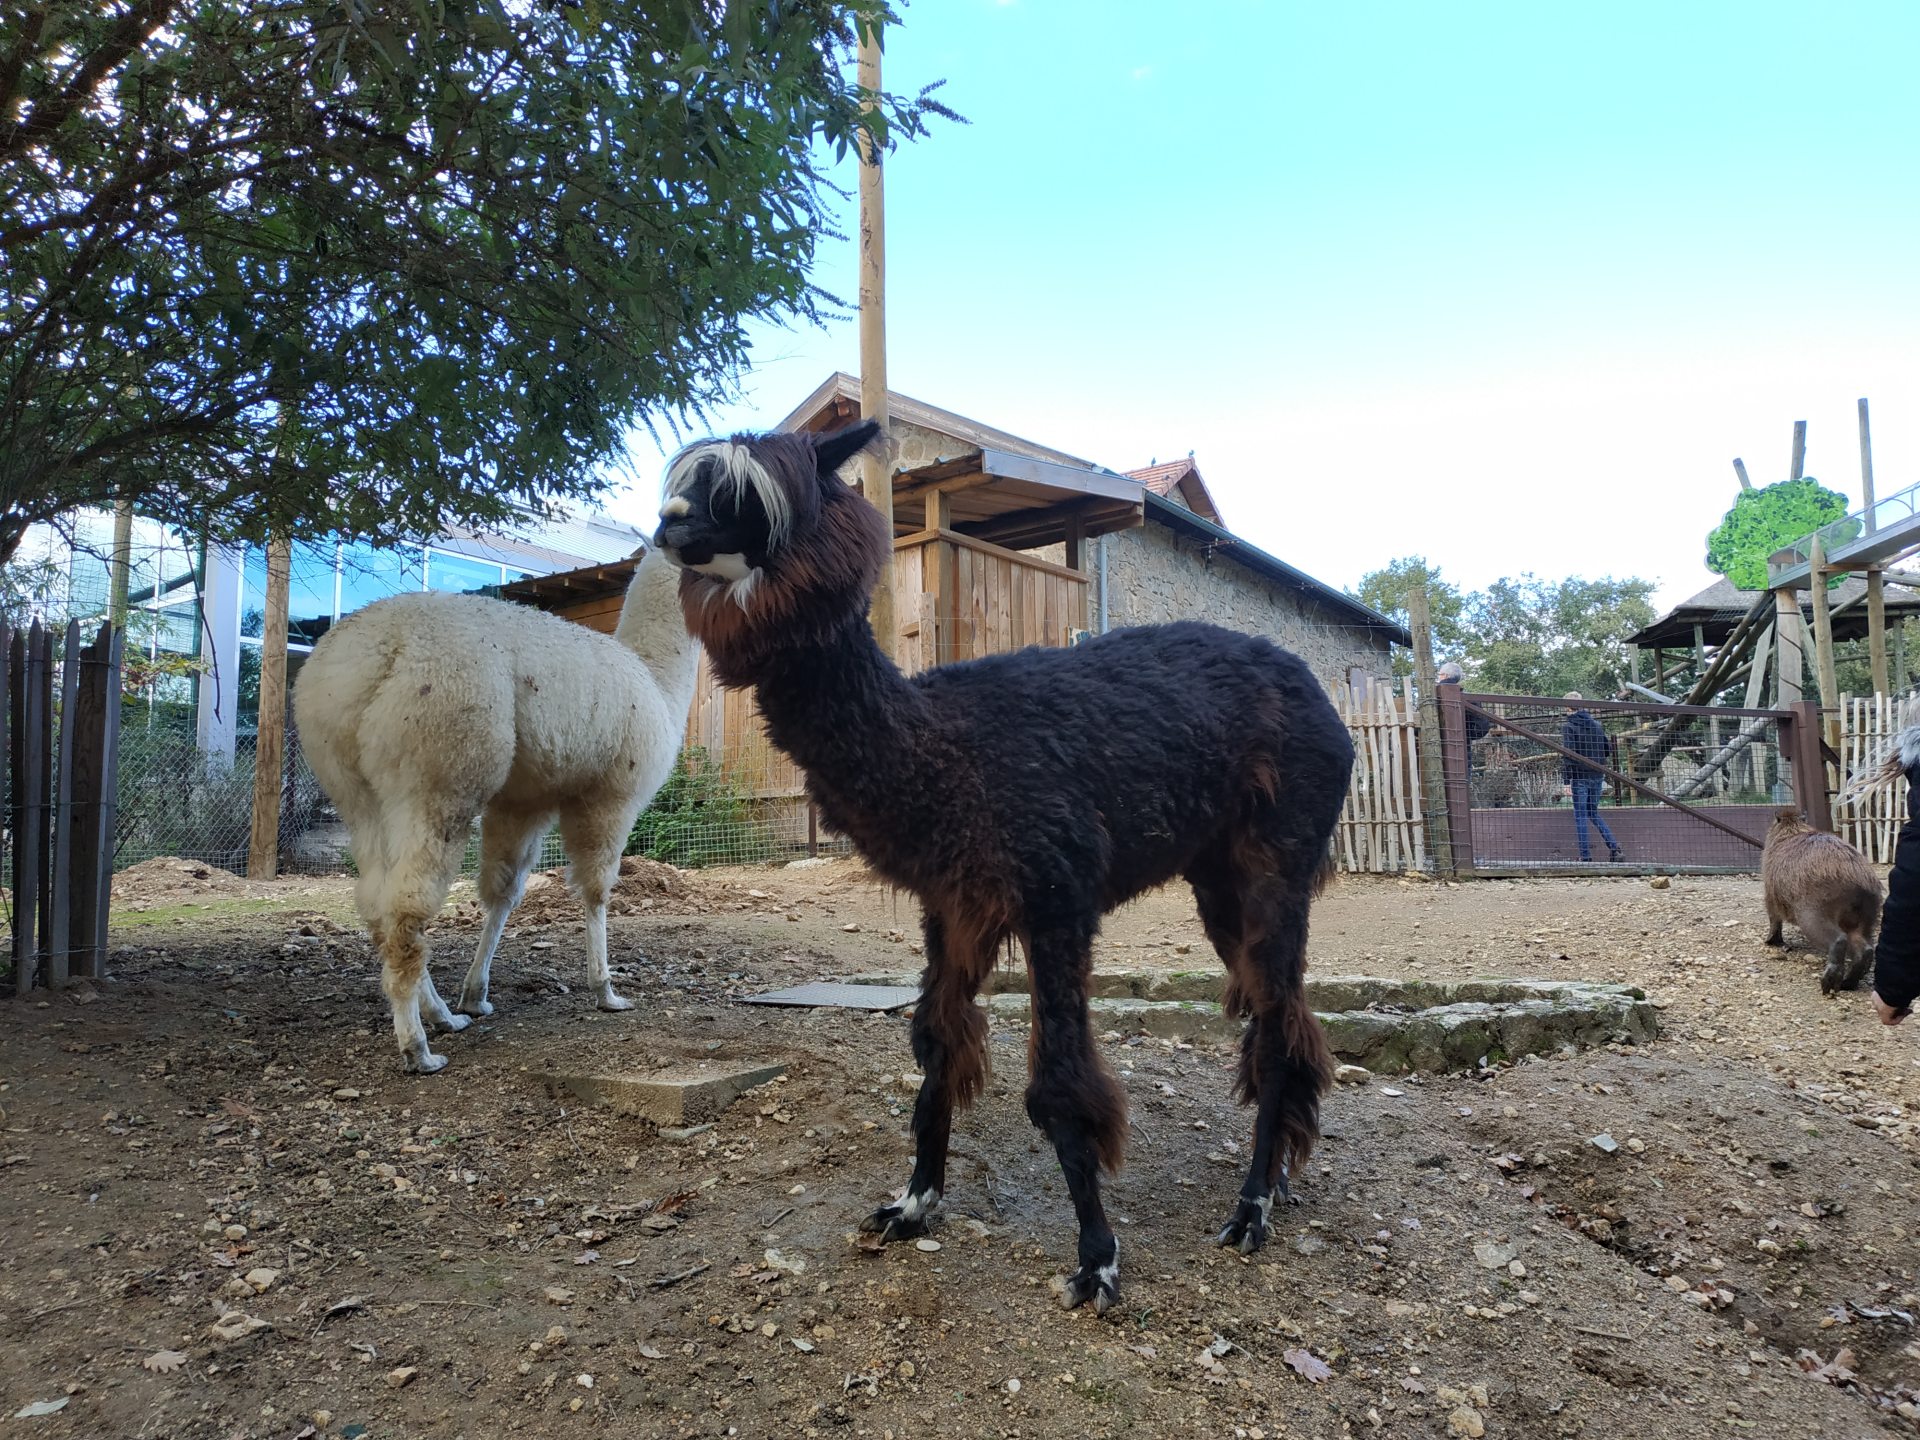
<box><xmin>47</xmin><ymin>621</ymin><xmax>80</xmax><ymax>984</ymax></box>
<box><xmin>1788</xmin><ymin>700</ymin><xmax>1834</xmax><ymax>833</ymax></box>
<box><xmin>12</xmin><ymin>623</ymin><xmax>48</xmax><ymax>992</ymax></box>
<box><xmin>248</xmin><ymin>534</ymin><xmax>291</xmax><ymax>879</ymax></box>
<box><xmin>1407</xmin><ymin>586</ymin><xmax>1455</xmax><ymax>875</ymax></box>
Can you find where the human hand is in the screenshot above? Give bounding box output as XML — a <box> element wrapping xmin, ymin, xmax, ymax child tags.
<box><xmin>1873</xmin><ymin>991</ymin><xmax>1911</xmax><ymax>1026</ymax></box>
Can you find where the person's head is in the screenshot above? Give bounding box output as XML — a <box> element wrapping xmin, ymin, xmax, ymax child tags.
<box><xmin>1437</xmin><ymin>661</ymin><xmax>1465</xmax><ymax>685</ymax></box>
<box><xmin>1564</xmin><ymin>691</ymin><xmax>1584</xmax><ymax>703</ymax></box>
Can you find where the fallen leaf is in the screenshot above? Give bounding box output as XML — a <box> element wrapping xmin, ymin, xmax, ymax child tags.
<box><xmin>1284</xmin><ymin>1347</ymin><xmax>1333</xmax><ymax>1383</ymax></box>
<box><xmin>637</xmin><ymin>1344</ymin><xmax>666</xmax><ymax>1360</ymax></box>
<box><xmin>1128</xmin><ymin>1344</ymin><xmax>1158</xmax><ymax>1360</ymax></box>
<box><xmin>574</xmin><ymin>1250</ymin><xmax>599</xmax><ymax>1266</ymax></box>
<box><xmin>544</xmin><ymin>1286</ymin><xmax>575</xmax><ymax>1306</ymax></box>
<box><xmin>13</xmin><ymin>1399</ymin><xmax>69</xmax><ymax>1418</ymax></box>
<box><xmin>142</xmin><ymin>1350</ymin><xmax>188</xmax><ymax>1374</ymax></box>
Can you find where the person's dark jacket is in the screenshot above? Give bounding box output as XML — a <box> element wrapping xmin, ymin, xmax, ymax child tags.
<box><xmin>1560</xmin><ymin>709</ymin><xmax>1612</xmax><ymax>783</ymax></box>
<box><xmin>1875</xmin><ymin>738</ymin><xmax>1920</xmax><ymax>1013</ymax></box>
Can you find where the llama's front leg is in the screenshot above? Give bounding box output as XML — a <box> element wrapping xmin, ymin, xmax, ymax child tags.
<box><xmin>417</xmin><ymin>969</ymin><xmax>471</xmax><ymax>1035</ymax></box>
<box><xmin>459</xmin><ymin>808</ymin><xmax>548</xmax><ymax>1017</ymax></box>
<box><xmin>1025</xmin><ymin>922</ymin><xmax>1126</xmax><ymax>1315</ymax></box>
<box><xmin>583</xmin><ymin>901</ymin><xmax>632</xmax><ymax>1011</ymax></box>
<box><xmin>863</xmin><ymin>915</ymin><xmax>989</xmax><ymax>1243</ymax></box>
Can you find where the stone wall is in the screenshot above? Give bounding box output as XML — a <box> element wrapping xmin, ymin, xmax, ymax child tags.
<box><xmin>1098</xmin><ymin>522</ymin><xmax>1392</xmax><ymax>688</ymax></box>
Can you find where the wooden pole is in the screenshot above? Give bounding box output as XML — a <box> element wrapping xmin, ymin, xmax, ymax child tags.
<box><xmin>247</xmin><ymin>533</ymin><xmax>291</xmax><ymax>880</ymax></box>
<box><xmin>855</xmin><ymin>22</ymin><xmax>894</xmax><ymax>660</ymax></box>
<box><xmin>1860</xmin><ymin>397</ymin><xmax>1889</xmax><ymax>697</ymax></box>
<box><xmin>1773</xmin><ymin>587</ymin><xmax>1804</xmax><ymax>706</ymax></box>
<box><xmin>1790</xmin><ymin>420</ymin><xmax>1807</xmax><ymax>481</ymax></box>
<box><xmin>1407</xmin><ymin>585</ymin><xmax>1454</xmax><ymax>875</ymax></box>
<box><xmin>1809</xmin><ymin>535</ymin><xmax>1841</xmax><ymax>757</ymax></box>
<box><xmin>1869</xmin><ymin>568</ymin><xmax>1890</xmax><ymax>698</ymax></box>
<box><xmin>107</xmin><ymin>497</ymin><xmax>134</xmax><ymax>626</ymax></box>
<box><xmin>1860</xmin><ymin>397</ymin><xmax>1877</xmax><ymax>527</ymax></box>
<box><xmin>1732</xmin><ymin>458</ymin><xmax>1753</xmax><ymax>491</ymax></box>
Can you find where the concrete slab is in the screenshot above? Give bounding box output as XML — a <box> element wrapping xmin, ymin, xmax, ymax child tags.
<box><xmin>742</xmin><ymin>981</ymin><xmax>920</xmax><ymax>1012</ymax></box>
<box><xmin>543</xmin><ymin>1061</ymin><xmax>787</xmax><ymax>1125</ymax></box>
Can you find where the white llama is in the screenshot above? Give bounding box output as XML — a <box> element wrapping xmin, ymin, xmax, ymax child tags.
<box><xmin>294</xmin><ymin>544</ymin><xmax>699</xmax><ymax>1073</ymax></box>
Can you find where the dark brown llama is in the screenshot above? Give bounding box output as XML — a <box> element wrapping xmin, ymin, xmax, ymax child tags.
<box><xmin>1761</xmin><ymin>807</ymin><xmax>1882</xmax><ymax>994</ymax></box>
<box><xmin>653</xmin><ymin>421</ymin><xmax>1354</xmax><ymax>1313</ymax></box>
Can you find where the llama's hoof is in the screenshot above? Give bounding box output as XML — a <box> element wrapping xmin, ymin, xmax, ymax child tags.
<box><xmin>456</xmin><ymin>996</ymin><xmax>494</xmax><ymax>1018</ymax></box>
<box><xmin>1214</xmin><ymin>1191</ymin><xmax>1276</xmax><ymax>1255</ymax></box>
<box><xmin>407</xmin><ymin>1050</ymin><xmax>450</xmax><ymax>1075</ymax></box>
<box><xmin>596</xmin><ymin>989</ymin><xmax>636</xmax><ymax>1013</ymax></box>
<box><xmin>433</xmin><ymin>1012</ymin><xmax>472</xmax><ymax>1034</ymax></box>
<box><xmin>859</xmin><ymin>1203</ymin><xmax>932</xmax><ymax>1244</ymax></box>
<box><xmin>1050</xmin><ymin>1243</ymin><xmax>1120</xmax><ymax>1316</ymax></box>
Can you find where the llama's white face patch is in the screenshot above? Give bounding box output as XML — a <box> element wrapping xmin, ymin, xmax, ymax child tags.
<box><xmin>692</xmin><ymin>552</ymin><xmax>753</xmax><ymax>582</ymax></box>
<box><xmin>658</xmin><ymin>496</ymin><xmax>692</xmax><ymax>520</ymax></box>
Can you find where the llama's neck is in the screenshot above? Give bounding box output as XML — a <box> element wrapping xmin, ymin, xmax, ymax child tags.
<box><xmin>749</xmin><ymin>610</ymin><xmax>938</xmax><ymax>838</ymax></box>
<box><xmin>614</xmin><ymin>548</ymin><xmax>701</xmax><ymax>716</ymax></box>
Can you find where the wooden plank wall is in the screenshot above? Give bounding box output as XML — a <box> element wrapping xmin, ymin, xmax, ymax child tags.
<box><xmin>1331</xmin><ymin>677</ymin><xmax>1425</xmax><ymax>874</ymax></box>
<box><xmin>1836</xmin><ymin>693</ymin><xmax>1908</xmax><ymax>864</ymax></box>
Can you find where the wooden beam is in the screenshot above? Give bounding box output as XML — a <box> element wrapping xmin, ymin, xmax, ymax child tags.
<box><xmin>248</xmin><ymin>532</ymin><xmax>291</xmax><ymax>880</ymax></box>
<box><xmin>960</xmin><ymin>497</ymin><xmax>1135</xmax><ymax>549</ymax></box>
<box><xmin>1774</xmin><ymin>587</ymin><xmax>1804</xmax><ymax>706</ymax></box>
<box><xmin>894</xmin><ymin>470</ymin><xmax>994</xmax><ymax>504</ymax></box>
<box><xmin>1860</xmin><ymin>397</ymin><xmax>1877</xmax><ymax>528</ymax></box>
<box><xmin>1790</xmin><ymin>419</ymin><xmax>1807</xmax><ymax>481</ymax></box>
<box><xmin>1732</xmin><ymin>458</ymin><xmax>1753</xmax><ymax>491</ymax></box>
<box><xmin>1869</xmin><ymin>566</ymin><xmax>1890</xmax><ymax>697</ymax></box>
<box><xmin>856</xmin><ymin>24</ymin><xmax>893</xmax><ymax>660</ymax></box>
<box><xmin>1809</xmin><ymin>536</ymin><xmax>1840</xmax><ymax>754</ymax></box>
<box><xmin>1408</xmin><ymin>585</ymin><xmax>1454</xmax><ymax>876</ymax></box>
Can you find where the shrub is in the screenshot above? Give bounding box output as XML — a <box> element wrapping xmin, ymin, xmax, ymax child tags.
<box><xmin>626</xmin><ymin>746</ymin><xmax>774</xmax><ymax>868</ymax></box>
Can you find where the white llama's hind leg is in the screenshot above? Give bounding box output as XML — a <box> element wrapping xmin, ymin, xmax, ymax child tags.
<box><xmin>368</xmin><ymin>812</ymin><xmax>470</xmax><ymax>1074</ymax></box>
<box><xmin>417</xmin><ymin>970</ymin><xmax>470</xmax><ymax>1034</ymax></box>
<box><xmin>458</xmin><ymin>806</ymin><xmax>551</xmax><ymax>1017</ymax></box>
<box><xmin>557</xmin><ymin>808</ymin><xmax>634</xmax><ymax>1012</ymax></box>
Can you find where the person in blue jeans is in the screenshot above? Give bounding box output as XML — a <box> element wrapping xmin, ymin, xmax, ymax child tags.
<box><xmin>1561</xmin><ymin>693</ymin><xmax>1623</xmax><ymax>863</ymax></box>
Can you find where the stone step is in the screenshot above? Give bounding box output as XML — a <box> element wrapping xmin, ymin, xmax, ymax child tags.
<box><xmin>860</xmin><ymin>975</ymin><xmax>1660</xmax><ymax>1075</ymax></box>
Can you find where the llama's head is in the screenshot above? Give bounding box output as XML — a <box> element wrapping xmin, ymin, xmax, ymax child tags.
<box><xmin>652</xmin><ymin>420</ymin><xmax>889</xmax><ymax>676</ymax></box>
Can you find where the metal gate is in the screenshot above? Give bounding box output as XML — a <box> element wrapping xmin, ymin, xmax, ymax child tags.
<box><xmin>1434</xmin><ymin>689</ymin><xmax>1826</xmax><ymax>875</ymax></box>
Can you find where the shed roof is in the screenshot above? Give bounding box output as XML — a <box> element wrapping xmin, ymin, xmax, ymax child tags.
<box><xmin>1125</xmin><ymin>457</ymin><xmax>1223</xmax><ymax>526</ymax></box>
<box><xmin>1628</xmin><ymin>574</ymin><xmax>1920</xmax><ymax>648</ymax></box>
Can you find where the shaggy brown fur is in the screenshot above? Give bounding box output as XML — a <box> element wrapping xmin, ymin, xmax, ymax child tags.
<box><xmin>654</xmin><ymin>420</ymin><xmax>1353</xmax><ymax>1316</ymax></box>
<box><xmin>1761</xmin><ymin>807</ymin><xmax>1883</xmax><ymax>994</ymax></box>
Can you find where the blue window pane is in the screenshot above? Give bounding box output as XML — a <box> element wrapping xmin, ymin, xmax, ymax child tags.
<box><xmin>242</xmin><ymin>542</ymin><xmax>339</xmax><ymax>644</ymax></box>
<box><xmin>426</xmin><ymin>550</ymin><xmax>504</xmax><ymax>594</ymax></box>
<box><xmin>288</xmin><ymin>541</ymin><xmax>338</xmax><ymax>645</ymax></box>
<box><xmin>339</xmin><ymin>542</ymin><xmax>422</xmax><ymax>615</ymax></box>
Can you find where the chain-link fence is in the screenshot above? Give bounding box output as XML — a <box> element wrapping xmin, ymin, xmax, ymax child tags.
<box><xmin>105</xmin><ymin>714</ymin><xmax>849</xmax><ymax>880</ymax></box>
<box><xmin>1447</xmin><ymin>692</ymin><xmax>1798</xmax><ymax>872</ymax></box>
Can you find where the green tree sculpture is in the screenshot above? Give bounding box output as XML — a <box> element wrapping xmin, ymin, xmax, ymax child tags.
<box><xmin>1705</xmin><ymin>479</ymin><xmax>1850</xmax><ymax>592</ymax></box>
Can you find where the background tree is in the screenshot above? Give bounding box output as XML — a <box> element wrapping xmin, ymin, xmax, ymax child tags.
<box><xmin>1704</xmin><ymin>478</ymin><xmax>1851</xmax><ymax>592</ymax></box>
<box><xmin>1349</xmin><ymin>555</ymin><xmax>1468</xmax><ymax>677</ymax></box>
<box><xmin>0</xmin><ymin>1</ymin><xmax>953</xmax><ymax>561</ymax></box>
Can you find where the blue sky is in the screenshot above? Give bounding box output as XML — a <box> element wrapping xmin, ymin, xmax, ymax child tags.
<box><xmin>615</xmin><ymin>0</ymin><xmax>1920</xmax><ymax>611</ymax></box>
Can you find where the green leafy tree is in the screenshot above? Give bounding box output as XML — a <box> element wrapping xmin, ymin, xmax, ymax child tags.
<box><xmin>1705</xmin><ymin>479</ymin><xmax>1850</xmax><ymax>592</ymax></box>
<box><xmin>1463</xmin><ymin>574</ymin><xmax>1657</xmax><ymax>698</ymax></box>
<box><xmin>1350</xmin><ymin>556</ymin><xmax>1469</xmax><ymax>677</ymax></box>
<box><xmin>0</xmin><ymin>1</ymin><xmax>954</xmax><ymax>561</ymax></box>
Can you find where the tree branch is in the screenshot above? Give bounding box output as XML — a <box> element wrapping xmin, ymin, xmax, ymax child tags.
<box><xmin>0</xmin><ymin>0</ymin><xmax>178</xmax><ymax>161</ymax></box>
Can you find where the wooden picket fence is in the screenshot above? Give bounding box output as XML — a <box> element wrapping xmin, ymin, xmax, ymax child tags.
<box><xmin>5</xmin><ymin>620</ymin><xmax>125</xmax><ymax>991</ymax></box>
<box><xmin>1835</xmin><ymin>692</ymin><xmax>1910</xmax><ymax>864</ymax></box>
<box><xmin>1334</xmin><ymin>677</ymin><xmax>1424</xmax><ymax>874</ymax></box>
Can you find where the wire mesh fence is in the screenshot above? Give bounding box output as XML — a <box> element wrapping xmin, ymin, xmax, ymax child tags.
<box><xmin>1449</xmin><ymin>693</ymin><xmax>1797</xmax><ymax>872</ymax></box>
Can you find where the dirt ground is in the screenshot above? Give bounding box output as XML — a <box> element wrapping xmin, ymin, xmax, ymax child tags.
<box><xmin>4</xmin><ymin>861</ymin><xmax>1920</xmax><ymax>1439</ymax></box>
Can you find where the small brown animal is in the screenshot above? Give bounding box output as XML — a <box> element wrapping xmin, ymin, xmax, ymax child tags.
<box><xmin>1761</xmin><ymin>807</ymin><xmax>1883</xmax><ymax>994</ymax></box>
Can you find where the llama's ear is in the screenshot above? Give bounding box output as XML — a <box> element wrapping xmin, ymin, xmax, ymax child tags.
<box><xmin>810</xmin><ymin>419</ymin><xmax>883</xmax><ymax>480</ymax></box>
